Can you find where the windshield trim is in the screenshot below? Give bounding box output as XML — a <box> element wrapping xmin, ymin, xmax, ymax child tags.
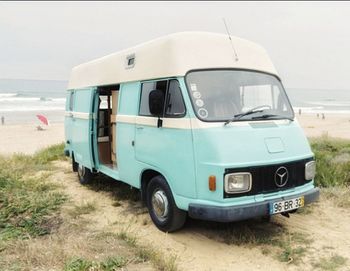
<box><xmin>184</xmin><ymin>68</ymin><xmax>295</xmax><ymax>123</ymax></box>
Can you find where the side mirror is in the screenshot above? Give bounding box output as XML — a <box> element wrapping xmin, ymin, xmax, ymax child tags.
<box><xmin>149</xmin><ymin>89</ymin><xmax>165</xmax><ymax>128</ymax></box>
<box><xmin>149</xmin><ymin>89</ymin><xmax>165</xmax><ymax>116</ymax></box>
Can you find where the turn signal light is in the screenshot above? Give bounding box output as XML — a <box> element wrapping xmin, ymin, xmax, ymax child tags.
<box><xmin>209</xmin><ymin>175</ymin><xmax>216</xmax><ymax>191</ymax></box>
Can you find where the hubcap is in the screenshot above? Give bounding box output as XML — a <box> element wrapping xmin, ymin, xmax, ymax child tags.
<box><xmin>78</xmin><ymin>164</ymin><xmax>85</xmax><ymax>178</ymax></box>
<box><xmin>151</xmin><ymin>189</ymin><xmax>169</xmax><ymax>222</ymax></box>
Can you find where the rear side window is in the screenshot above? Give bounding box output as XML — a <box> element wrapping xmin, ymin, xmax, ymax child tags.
<box><xmin>139</xmin><ymin>79</ymin><xmax>185</xmax><ymax>117</ymax></box>
<box><xmin>69</xmin><ymin>91</ymin><xmax>74</xmax><ymax>111</ymax></box>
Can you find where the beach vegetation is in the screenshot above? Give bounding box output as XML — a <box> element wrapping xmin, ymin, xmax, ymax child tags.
<box><xmin>33</xmin><ymin>142</ymin><xmax>67</xmax><ymax>164</ymax></box>
<box><xmin>310</xmin><ymin>136</ymin><xmax>350</xmax><ymax>187</ymax></box>
<box><xmin>67</xmin><ymin>201</ymin><xmax>97</xmax><ymax>219</ymax></box>
<box><xmin>0</xmin><ymin>146</ymin><xmax>155</xmax><ymax>271</ymax></box>
<box><xmin>0</xmin><ymin>149</ymin><xmax>66</xmax><ymax>243</ymax></box>
<box><xmin>312</xmin><ymin>254</ymin><xmax>347</xmax><ymax>271</ymax></box>
<box><xmin>116</xmin><ymin>228</ymin><xmax>178</xmax><ymax>271</ymax></box>
<box><xmin>212</xmin><ymin>220</ymin><xmax>312</xmax><ymax>265</ymax></box>
<box><xmin>64</xmin><ymin>256</ymin><xmax>128</xmax><ymax>271</ymax></box>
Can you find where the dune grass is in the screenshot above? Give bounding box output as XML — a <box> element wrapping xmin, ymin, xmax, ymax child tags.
<box><xmin>0</xmin><ymin>143</ymin><xmax>66</xmax><ymax>244</ymax></box>
<box><xmin>33</xmin><ymin>142</ymin><xmax>67</xmax><ymax>165</ymax></box>
<box><xmin>310</xmin><ymin>136</ymin><xmax>350</xmax><ymax>187</ymax></box>
<box><xmin>117</xmin><ymin>228</ymin><xmax>178</xmax><ymax>271</ymax></box>
<box><xmin>312</xmin><ymin>254</ymin><xmax>347</xmax><ymax>271</ymax></box>
<box><xmin>67</xmin><ymin>201</ymin><xmax>97</xmax><ymax>219</ymax></box>
<box><xmin>64</xmin><ymin>256</ymin><xmax>128</xmax><ymax>271</ymax></box>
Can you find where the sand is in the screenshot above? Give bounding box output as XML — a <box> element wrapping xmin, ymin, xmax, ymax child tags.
<box><xmin>46</xmin><ymin>160</ymin><xmax>350</xmax><ymax>271</ymax></box>
<box><xmin>296</xmin><ymin>113</ymin><xmax>350</xmax><ymax>139</ymax></box>
<box><xmin>0</xmin><ymin>123</ymin><xmax>64</xmax><ymax>155</ymax></box>
<box><xmin>0</xmin><ymin>113</ymin><xmax>349</xmax><ymax>155</ymax></box>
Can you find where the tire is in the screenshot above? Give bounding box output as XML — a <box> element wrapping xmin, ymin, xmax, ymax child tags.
<box><xmin>72</xmin><ymin>155</ymin><xmax>78</xmax><ymax>172</ymax></box>
<box><xmin>146</xmin><ymin>175</ymin><xmax>186</xmax><ymax>232</ymax></box>
<box><xmin>77</xmin><ymin>163</ymin><xmax>93</xmax><ymax>185</ymax></box>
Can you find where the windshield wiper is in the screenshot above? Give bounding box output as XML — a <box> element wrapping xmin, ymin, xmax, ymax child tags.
<box><xmin>224</xmin><ymin>105</ymin><xmax>270</xmax><ymax>126</ymax></box>
<box><xmin>251</xmin><ymin>114</ymin><xmax>294</xmax><ymax>121</ymax></box>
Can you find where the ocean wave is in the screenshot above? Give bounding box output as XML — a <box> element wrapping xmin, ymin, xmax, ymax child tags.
<box><xmin>51</xmin><ymin>98</ymin><xmax>66</xmax><ymax>102</ymax></box>
<box><xmin>293</xmin><ymin>107</ymin><xmax>350</xmax><ymax>114</ymax></box>
<box><xmin>0</xmin><ymin>93</ymin><xmax>17</xmax><ymax>98</ymax></box>
<box><xmin>0</xmin><ymin>97</ymin><xmax>66</xmax><ymax>102</ymax></box>
<box><xmin>307</xmin><ymin>101</ymin><xmax>350</xmax><ymax>107</ymax></box>
<box><xmin>0</xmin><ymin>106</ymin><xmax>65</xmax><ymax>112</ymax></box>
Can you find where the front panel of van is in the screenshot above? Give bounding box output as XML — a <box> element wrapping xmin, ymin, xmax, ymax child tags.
<box><xmin>191</xmin><ymin>121</ymin><xmax>315</xmax><ymax>204</ymax></box>
<box><xmin>176</xmin><ymin>70</ymin><xmax>318</xmax><ymax>212</ymax></box>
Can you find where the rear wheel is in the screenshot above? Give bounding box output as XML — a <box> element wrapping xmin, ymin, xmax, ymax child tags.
<box><xmin>146</xmin><ymin>175</ymin><xmax>186</xmax><ymax>232</ymax></box>
<box><xmin>77</xmin><ymin>164</ymin><xmax>93</xmax><ymax>185</ymax></box>
<box><xmin>72</xmin><ymin>155</ymin><xmax>78</xmax><ymax>172</ymax></box>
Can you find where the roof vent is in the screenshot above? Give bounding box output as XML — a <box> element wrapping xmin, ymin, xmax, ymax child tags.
<box><xmin>125</xmin><ymin>54</ymin><xmax>135</xmax><ymax>69</ymax></box>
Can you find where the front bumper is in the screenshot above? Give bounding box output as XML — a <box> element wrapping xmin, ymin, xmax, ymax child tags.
<box><xmin>188</xmin><ymin>187</ymin><xmax>320</xmax><ymax>222</ymax></box>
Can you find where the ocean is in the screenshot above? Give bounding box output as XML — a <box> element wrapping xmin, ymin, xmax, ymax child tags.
<box><xmin>0</xmin><ymin>91</ymin><xmax>66</xmax><ymax>125</ymax></box>
<box><xmin>287</xmin><ymin>88</ymin><xmax>350</xmax><ymax>115</ymax></box>
<box><xmin>0</xmin><ymin>86</ymin><xmax>349</xmax><ymax>125</ymax></box>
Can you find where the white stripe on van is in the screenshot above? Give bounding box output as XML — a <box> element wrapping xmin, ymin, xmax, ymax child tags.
<box><xmin>66</xmin><ymin>111</ymin><xmax>292</xmax><ymax>129</ymax></box>
<box><xmin>116</xmin><ymin>115</ymin><xmax>192</xmax><ymax>129</ymax></box>
<box><xmin>116</xmin><ymin>114</ymin><xmax>292</xmax><ymax>129</ymax></box>
<box><xmin>65</xmin><ymin>111</ymin><xmax>93</xmax><ymax>120</ymax></box>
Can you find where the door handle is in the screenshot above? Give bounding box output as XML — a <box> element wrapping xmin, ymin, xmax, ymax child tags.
<box><xmin>136</xmin><ymin>126</ymin><xmax>144</xmax><ymax>130</ymax></box>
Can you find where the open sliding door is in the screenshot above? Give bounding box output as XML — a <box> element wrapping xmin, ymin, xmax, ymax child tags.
<box><xmin>71</xmin><ymin>87</ymin><xmax>97</xmax><ymax>170</ymax></box>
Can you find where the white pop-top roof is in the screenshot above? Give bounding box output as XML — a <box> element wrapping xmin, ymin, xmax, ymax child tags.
<box><xmin>68</xmin><ymin>32</ymin><xmax>278</xmax><ymax>89</ymax></box>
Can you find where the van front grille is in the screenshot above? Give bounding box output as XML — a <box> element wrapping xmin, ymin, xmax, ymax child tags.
<box><xmin>224</xmin><ymin>158</ymin><xmax>314</xmax><ymax>198</ymax></box>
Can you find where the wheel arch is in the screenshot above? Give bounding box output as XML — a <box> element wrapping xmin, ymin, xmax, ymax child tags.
<box><xmin>142</xmin><ymin>168</ymin><xmax>187</xmax><ymax>232</ymax></box>
<box><xmin>140</xmin><ymin>169</ymin><xmax>175</xmax><ymax>205</ymax></box>
<box><xmin>141</xmin><ymin>169</ymin><xmax>161</xmax><ymax>204</ymax></box>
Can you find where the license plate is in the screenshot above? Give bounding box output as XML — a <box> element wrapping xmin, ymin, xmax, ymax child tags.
<box><xmin>269</xmin><ymin>196</ymin><xmax>304</xmax><ymax>215</ymax></box>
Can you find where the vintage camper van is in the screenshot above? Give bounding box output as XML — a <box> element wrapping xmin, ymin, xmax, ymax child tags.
<box><xmin>65</xmin><ymin>32</ymin><xmax>319</xmax><ymax>232</ymax></box>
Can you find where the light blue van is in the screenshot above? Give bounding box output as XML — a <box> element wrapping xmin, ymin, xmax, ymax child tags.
<box><xmin>64</xmin><ymin>32</ymin><xmax>319</xmax><ymax>232</ymax></box>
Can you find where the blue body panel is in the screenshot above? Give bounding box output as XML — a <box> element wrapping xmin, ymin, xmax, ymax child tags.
<box><xmin>117</xmin><ymin>82</ymin><xmax>139</xmax><ymax>187</ymax></box>
<box><xmin>135</xmin><ymin>124</ymin><xmax>196</xmax><ymax>199</ymax></box>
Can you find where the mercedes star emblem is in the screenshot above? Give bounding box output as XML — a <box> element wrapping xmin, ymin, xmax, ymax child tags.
<box><xmin>275</xmin><ymin>166</ymin><xmax>289</xmax><ymax>187</ymax></box>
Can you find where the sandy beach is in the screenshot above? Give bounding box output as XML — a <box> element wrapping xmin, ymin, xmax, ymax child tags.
<box><xmin>0</xmin><ymin>114</ymin><xmax>349</xmax><ymax>155</ymax></box>
<box><xmin>296</xmin><ymin>113</ymin><xmax>350</xmax><ymax>139</ymax></box>
<box><xmin>0</xmin><ymin>123</ymin><xmax>64</xmax><ymax>155</ymax></box>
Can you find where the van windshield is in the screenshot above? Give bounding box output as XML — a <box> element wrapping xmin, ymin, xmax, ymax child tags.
<box><xmin>186</xmin><ymin>70</ymin><xmax>294</xmax><ymax>122</ymax></box>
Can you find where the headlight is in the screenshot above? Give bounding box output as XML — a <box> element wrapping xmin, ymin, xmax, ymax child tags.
<box><xmin>305</xmin><ymin>161</ymin><xmax>316</xmax><ymax>180</ymax></box>
<box><xmin>224</xmin><ymin>173</ymin><xmax>252</xmax><ymax>194</ymax></box>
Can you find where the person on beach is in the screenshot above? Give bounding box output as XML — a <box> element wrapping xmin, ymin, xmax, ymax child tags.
<box><xmin>322</xmin><ymin>113</ymin><xmax>325</xmax><ymax>120</ymax></box>
<box><xmin>1</xmin><ymin>116</ymin><xmax>4</xmax><ymax>125</ymax></box>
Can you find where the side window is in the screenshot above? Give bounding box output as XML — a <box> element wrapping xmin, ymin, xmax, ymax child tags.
<box><xmin>139</xmin><ymin>79</ymin><xmax>185</xmax><ymax>117</ymax></box>
<box><xmin>139</xmin><ymin>80</ymin><xmax>167</xmax><ymax>116</ymax></box>
<box><xmin>165</xmin><ymin>80</ymin><xmax>186</xmax><ymax>116</ymax></box>
<box><xmin>69</xmin><ymin>91</ymin><xmax>74</xmax><ymax>111</ymax></box>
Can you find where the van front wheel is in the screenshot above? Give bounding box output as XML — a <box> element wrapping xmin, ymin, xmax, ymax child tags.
<box><xmin>77</xmin><ymin>164</ymin><xmax>93</xmax><ymax>185</ymax></box>
<box><xmin>146</xmin><ymin>176</ymin><xmax>186</xmax><ymax>232</ymax></box>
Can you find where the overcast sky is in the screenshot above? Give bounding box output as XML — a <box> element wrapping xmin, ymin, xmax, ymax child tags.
<box><xmin>1</xmin><ymin>1</ymin><xmax>350</xmax><ymax>90</ymax></box>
